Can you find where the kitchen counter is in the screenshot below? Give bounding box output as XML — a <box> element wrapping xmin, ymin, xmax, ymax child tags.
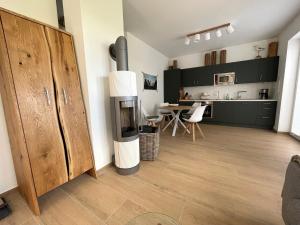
<box><xmin>179</xmin><ymin>99</ymin><xmax>277</xmax><ymax>102</ymax></box>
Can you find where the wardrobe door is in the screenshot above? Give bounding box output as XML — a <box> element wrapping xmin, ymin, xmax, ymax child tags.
<box><xmin>45</xmin><ymin>27</ymin><xmax>95</xmax><ymax>179</ymax></box>
<box><xmin>1</xmin><ymin>12</ymin><xmax>68</xmax><ymax>196</ymax></box>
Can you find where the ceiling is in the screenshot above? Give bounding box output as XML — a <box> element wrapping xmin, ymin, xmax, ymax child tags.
<box><xmin>123</xmin><ymin>0</ymin><xmax>300</xmax><ymax>57</ymax></box>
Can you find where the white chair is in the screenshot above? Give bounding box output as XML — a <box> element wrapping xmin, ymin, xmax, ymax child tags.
<box><xmin>182</xmin><ymin>105</ymin><xmax>207</xmax><ymax>142</ymax></box>
<box><xmin>141</xmin><ymin>107</ymin><xmax>163</xmax><ymax>127</ymax></box>
<box><xmin>182</xmin><ymin>102</ymin><xmax>201</xmax><ymax>119</ymax></box>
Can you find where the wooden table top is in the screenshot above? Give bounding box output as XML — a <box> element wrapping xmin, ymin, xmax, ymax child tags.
<box><xmin>160</xmin><ymin>105</ymin><xmax>192</xmax><ymax>111</ymax></box>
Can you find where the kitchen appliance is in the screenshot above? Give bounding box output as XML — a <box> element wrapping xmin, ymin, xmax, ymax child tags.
<box><xmin>109</xmin><ymin>36</ymin><xmax>140</xmax><ymax>175</ymax></box>
<box><xmin>259</xmin><ymin>89</ymin><xmax>269</xmax><ymax>99</ymax></box>
<box><xmin>200</xmin><ymin>92</ymin><xmax>210</xmax><ymax>100</ymax></box>
<box><xmin>200</xmin><ymin>101</ymin><xmax>213</xmax><ymax>118</ymax></box>
<box><xmin>214</xmin><ymin>72</ymin><xmax>235</xmax><ymax>86</ymax></box>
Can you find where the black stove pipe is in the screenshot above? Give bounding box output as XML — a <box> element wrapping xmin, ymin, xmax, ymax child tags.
<box><xmin>109</xmin><ymin>36</ymin><xmax>128</xmax><ymax>71</ymax></box>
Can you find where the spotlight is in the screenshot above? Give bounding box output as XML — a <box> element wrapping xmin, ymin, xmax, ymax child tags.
<box><xmin>193</xmin><ymin>34</ymin><xmax>201</xmax><ymax>43</ymax></box>
<box><xmin>205</xmin><ymin>32</ymin><xmax>211</xmax><ymax>41</ymax></box>
<box><xmin>226</xmin><ymin>24</ymin><xmax>235</xmax><ymax>34</ymax></box>
<box><xmin>216</xmin><ymin>29</ymin><xmax>222</xmax><ymax>38</ymax></box>
<box><xmin>185</xmin><ymin>37</ymin><xmax>191</xmax><ymax>45</ymax></box>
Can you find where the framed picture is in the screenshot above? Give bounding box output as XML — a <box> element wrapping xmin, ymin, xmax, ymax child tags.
<box><xmin>143</xmin><ymin>72</ymin><xmax>157</xmax><ymax>91</ymax></box>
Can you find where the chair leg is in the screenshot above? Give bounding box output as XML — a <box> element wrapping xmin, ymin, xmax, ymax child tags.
<box><xmin>192</xmin><ymin>123</ymin><xmax>196</xmax><ymax>142</ymax></box>
<box><xmin>161</xmin><ymin>115</ymin><xmax>165</xmax><ymax>129</ymax></box>
<box><xmin>196</xmin><ymin>123</ymin><xmax>205</xmax><ymax>138</ymax></box>
<box><xmin>182</xmin><ymin>123</ymin><xmax>190</xmax><ymax>135</ymax></box>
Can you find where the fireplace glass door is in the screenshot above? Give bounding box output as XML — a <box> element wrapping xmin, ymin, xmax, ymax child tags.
<box><xmin>119</xmin><ymin>98</ymin><xmax>138</xmax><ymax>139</ymax></box>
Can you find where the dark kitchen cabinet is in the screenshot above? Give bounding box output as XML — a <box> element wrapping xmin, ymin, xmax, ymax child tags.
<box><xmin>164</xmin><ymin>69</ymin><xmax>181</xmax><ymax>103</ymax></box>
<box><xmin>235</xmin><ymin>57</ymin><xmax>279</xmax><ymax>84</ymax></box>
<box><xmin>182</xmin><ymin>66</ymin><xmax>214</xmax><ymax>87</ymax></box>
<box><xmin>258</xmin><ymin>57</ymin><xmax>279</xmax><ymax>82</ymax></box>
<box><xmin>212</xmin><ymin>101</ymin><xmax>276</xmax><ymax>129</ymax></box>
<box><xmin>232</xmin><ymin>101</ymin><xmax>257</xmax><ymax>124</ymax></box>
<box><xmin>213</xmin><ymin>101</ymin><xmax>233</xmax><ymax>123</ymax></box>
<box><xmin>214</xmin><ymin>62</ymin><xmax>236</xmax><ymax>74</ymax></box>
<box><xmin>255</xmin><ymin>101</ymin><xmax>277</xmax><ymax>128</ymax></box>
<box><xmin>180</xmin><ymin>57</ymin><xmax>279</xmax><ymax>87</ymax></box>
<box><xmin>234</xmin><ymin>59</ymin><xmax>259</xmax><ymax>84</ymax></box>
<box><xmin>213</xmin><ymin>101</ymin><xmax>256</xmax><ymax>124</ymax></box>
<box><xmin>179</xmin><ymin>100</ymin><xmax>277</xmax><ymax>129</ymax></box>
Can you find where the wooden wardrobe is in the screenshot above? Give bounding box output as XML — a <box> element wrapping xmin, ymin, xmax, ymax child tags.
<box><xmin>0</xmin><ymin>8</ymin><xmax>96</xmax><ymax>215</ymax></box>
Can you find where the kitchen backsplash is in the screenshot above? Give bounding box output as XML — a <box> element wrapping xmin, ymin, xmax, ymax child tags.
<box><xmin>184</xmin><ymin>82</ymin><xmax>276</xmax><ymax>100</ymax></box>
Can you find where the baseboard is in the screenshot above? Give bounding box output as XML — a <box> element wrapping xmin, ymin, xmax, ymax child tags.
<box><xmin>96</xmin><ymin>162</ymin><xmax>113</xmax><ymax>175</ymax></box>
<box><xmin>290</xmin><ymin>133</ymin><xmax>300</xmax><ymax>141</ymax></box>
<box><xmin>0</xmin><ymin>186</ymin><xmax>18</xmax><ymax>197</ymax></box>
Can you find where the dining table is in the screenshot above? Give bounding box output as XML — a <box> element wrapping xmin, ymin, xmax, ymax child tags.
<box><xmin>160</xmin><ymin>105</ymin><xmax>192</xmax><ymax>136</ymax></box>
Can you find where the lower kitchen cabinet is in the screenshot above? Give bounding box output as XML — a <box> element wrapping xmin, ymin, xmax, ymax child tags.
<box><xmin>214</xmin><ymin>101</ymin><xmax>257</xmax><ymax>125</ymax></box>
<box><xmin>180</xmin><ymin>100</ymin><xmax>277</xmax><ymax>129</ymax></box>
<box><xmin>213</xmin><ymin>101</ymin><xmax>277</xmax><ymax>129</ymax></box>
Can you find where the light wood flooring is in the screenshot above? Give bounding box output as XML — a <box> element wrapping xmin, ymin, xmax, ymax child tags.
<box><xmin>1</xmin><ymin>124</ymin><xmax>300</xmax><ymax>225</ymax></box>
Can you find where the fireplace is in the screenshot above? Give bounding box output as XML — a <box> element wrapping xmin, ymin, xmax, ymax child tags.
<box><xmin>108</xmin><ymin>36</ymin><xmax>140</xmax><ymax>175</ymax></box>
<box><xmin>111</xmin><ymin>96</ymin><xmax>138</xmax><ymax>141</ymax></box>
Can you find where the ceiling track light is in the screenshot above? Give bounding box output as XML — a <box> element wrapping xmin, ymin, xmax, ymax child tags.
<box><xmin>184</xmin><ymin>23</ymin><xmax>234</xmax><ymax>45</ymax></box>
<box><xmin>226</xmin><ymin>24</ymin><xmax>235</xmax><ymax>34</ymax></box>
<box><xmin>216</xmin><ymin>29</ymin><xmax>222</xmax><ymax>38</ymax></box>
<box><xmin>205</xmin><ymin>32</ymin><xmax>211</xmax><ymax>41</ymax></box>
<box><xmin>185</xmin><ymin>36</ymin><xmax>191</xmax><ymax>45</ymax></box>
<box><xmin>193</xmin><ymin>33</ymin><xmax>200</xmax><ymax>43</ymax></box>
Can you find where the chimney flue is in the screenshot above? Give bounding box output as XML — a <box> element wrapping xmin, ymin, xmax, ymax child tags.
<box><xmin>109</xmin><ymin>36</ymin><xmax>128</xmax><ymax>71</ymax></box>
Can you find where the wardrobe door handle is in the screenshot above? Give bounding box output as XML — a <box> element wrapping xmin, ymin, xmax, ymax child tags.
<box><xmin>44</xmin><ymin>88</ymin><xmax>51</xmax><ymax>106</ymax></box>
<box><xmin>260</xmin><ymin>74</ymin><xmax>263</xmax><ymax>81</ymax></box>
<box><xmin>63</xmin><ymin>88</ymin><xmax>68</xmax><ymax>105</ymax></box>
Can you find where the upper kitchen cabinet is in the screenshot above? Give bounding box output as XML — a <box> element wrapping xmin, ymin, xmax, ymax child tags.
<box><xmin>182</xmin><ymin>66</ymin><xmax>214</xmax><ymax>87</ymax></box>
<box><xmin>234</xmin><ymin>59</ymin><xmax>259</xmax><ymax>84</ymax></box>
<box><xmin>180</xmin><ymin>56</ymin><xmax>279</xmax><ymax>87</ymax></box>
<box><xmin>164</xmin><ymin>69</ymin><xmax>181</xmax><ymax>103</ymax></box>
<box><xmin>258</xmin><ymin>56</ymin><xmax>279</xmax><ymax>82</ymax></box>
<box><xmin>235</xmin><ymin>56</ymin><xmax>279</xmax><ymax>84</ymax></box>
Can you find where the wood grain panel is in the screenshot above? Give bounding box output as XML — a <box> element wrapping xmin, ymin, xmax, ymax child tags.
<box><xmin>0</xmin><ymin>14</ymin><xmax>40</xmax><ymax>215</ymax></box>
<box><xmin>1</xmin><ymin>12</ymin><xmax>68</xmax><ymax>196</ymax></box>
<box><xmin>45</xmin><ymin>27</ymin><xmax>96</xmax><ymax>179</ymax></box>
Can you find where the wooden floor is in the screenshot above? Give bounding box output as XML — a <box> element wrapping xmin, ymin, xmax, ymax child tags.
<box><xmin>2</xmin><ymin>124</ymin><xmax>300</xmax><ymax>225</ymax></box>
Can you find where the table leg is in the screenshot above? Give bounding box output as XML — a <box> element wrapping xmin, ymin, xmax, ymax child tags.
<box><xmin>162</xmin><ymin>112</ymin><xmax>176</xmax><ymax>132</ymax></box>
<box><xmin>172</xmin><ymin>110</ymin><xmax>182</xmax><ymax>137</ymax></box>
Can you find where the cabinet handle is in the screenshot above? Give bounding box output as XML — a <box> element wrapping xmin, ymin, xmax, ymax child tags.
<box><xmin>44</xmin><ymin>88</ymin><xmax>51</xmax><ymax>106</ymax></box>
<box><xmin>262</xmin><ymin>116</ymin><xmax>270</xmax><ymax>119</ymax></box>
<box><xmin>263</xmin><ymin>102</ymin><xmax>271</xmax><ymax>105</ymax></box>
<box><xmin>264</xmin><ymin>107</ymin><xmax>272</xmax><ymax>110</ymax></box>
<box><xmin>260</xmin><ymin>74</ymin><xmax>263</xmax><ymax>81</ymax></box>
<box><xmin>63</xmin><ymin>88</ymin><xmax>68</xmax><ymax>105</ymax></box>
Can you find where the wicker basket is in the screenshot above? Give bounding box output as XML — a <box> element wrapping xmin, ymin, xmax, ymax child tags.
<box><xmin>139</xmin><ymin>126</ymin><xmax>160</xmax><ymax>161</ymax></box>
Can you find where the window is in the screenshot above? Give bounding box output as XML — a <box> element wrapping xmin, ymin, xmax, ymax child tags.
<box><xmin>291</xmin><ymin>51</ymin><xmax>300</xmax><ymax>139</ymax></box>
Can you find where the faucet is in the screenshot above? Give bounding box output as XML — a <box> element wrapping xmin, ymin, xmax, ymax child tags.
<box><xmin>237</xmin><ymin>91</ymin><xmax>247</xmax><ymax>99</ymax></box>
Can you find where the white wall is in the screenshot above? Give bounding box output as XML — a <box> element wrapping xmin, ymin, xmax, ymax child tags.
<box><xmin>63</xmin><ymin>0</ymin><xmax>124</xmax><ymax>169</ymax></box>
<box><xmin>0</xmin><ymin>0</ymin><xmax>58</xmax><ymax>27</ymax></box>
<box><xmin>126</xmin><ymin>32</ymin><xmax>169</xmax><ymax>115</ymax></box>
<box><xmin>0</xmin><ymin>0</ymin><xmax>58</xmax><ymax>194</ymax></box>
<box><xmin>275</xmin><ymin>13</ymin><xmax>300</xmax><ymax>132</ymax></box>
<box><xmin>171</xmin><ymin>39</ymin><xmax>278</xmax><ymax>100</ymax></box>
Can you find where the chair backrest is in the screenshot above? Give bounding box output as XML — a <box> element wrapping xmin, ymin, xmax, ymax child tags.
<box><xmin>187</xmin><ymin>102</ymin><xmax>201</xmax><ymax>114</ymax></box>
<box><xmin>141</xmin><ymin>106</ymin><xmax>150</xmax><ymax>118</ymax></box>
<box><xmin>158</xmin><ymin>102</ymin><xmax>172</xmax><ymax>114</ymax></box>
<box><xmin>188</xmin><ymin>105</ymin><xmax>207</xmax><ymax>123</ymax></box>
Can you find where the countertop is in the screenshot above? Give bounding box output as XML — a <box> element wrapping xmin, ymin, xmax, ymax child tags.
<box><xmin>179</xmin><ymin>99</ymin><xmax>277</xmax><ymax>102</ymax></box>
